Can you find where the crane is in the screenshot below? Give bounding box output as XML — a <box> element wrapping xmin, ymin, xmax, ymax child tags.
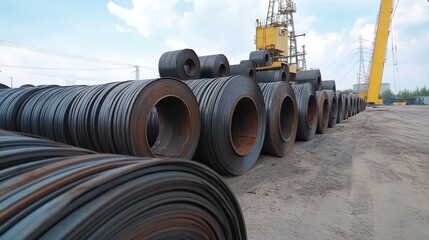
<box><xmin>255</xmin><ymin>0</ymin><xmax>306</xmax><ymax>78</ymax></box>
<box><xmin>360</xmin><ymin>0</ymin><xmax>393</xmax><ymax>105</ymax></box>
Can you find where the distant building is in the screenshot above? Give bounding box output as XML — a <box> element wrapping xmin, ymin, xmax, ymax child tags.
<box><xmin>416</xmin><ymin>96</ymin><xmax>429</xmax><ymax>105</ymax></box>
<box><xmin>353</xmin><ymin>83</ymin><xmax>391</xmax><ymax>96</ymax></box>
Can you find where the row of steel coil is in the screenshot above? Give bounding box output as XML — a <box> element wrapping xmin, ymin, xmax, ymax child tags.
<box><xmin>0</xmin><ymin>48</ymin><xmax>365</xmax><ymax>239</ymax></box>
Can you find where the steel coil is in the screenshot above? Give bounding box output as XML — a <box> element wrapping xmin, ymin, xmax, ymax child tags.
<box><xmin>255</xmin><ymin>65</ymin><xmax>290</xmax><ymax>83</ymax></box>
<box><xmin>1</xmin><ymin>79</ymin><xmax>201</xmax><ymax>159</ymax></box>
<box><xmin>158</xmin><ymin>49</ymin><xmax>201</xmax><ymax>80</ymax></box>
<box><xmin>199</xmin><ymin>54</ymin><xmax>230</xmax><ymax>78</ymax></box>
<box><xmin>0</xmin><ymin>130</ymin><xmax>246</xmax><ymax>240</ymax></box>
<box><xmin>296</xmin><ymin>69</ymin><xmax>323</xmax><ymax>92</ymax></box>
<box><xmin>249</xmin><ymin>50</ymin><xmax>272</xmax><ymax>67</ymax></box>
<box><xmin>316</xmin><ymin>90</ymin><xmax>329</xmax><ymax>134</ymax></box>
<box><xmin>354</xmin><ymin>94</ymin><xmax>359</xmax><ymax>115</ymax></box>
<box><xmin>346</xmin><ymin>94</ymin><xmax>352</xmax><ymax>118</ymax></box>
<box><xmin>325</xmin><ymin>90</ymin><xmax>338</xmax><ymax>128</ymax></box>
<box><xmin>0</xmin><ymin>83</ymin><xmax>9</xmax><ymax>89</ymax></box>
<box><xmin>0</xmin><ymin>87</ymin><xmax>42</xmax><ymax>131</ymax></box>
<box><xmin>321</xmin><ymin>80</ymin><xmax>336</xmax><ymax>91</ymax></box>
<box><xmin>229</xmin><ymin>60</ymin><xmax>256</xmax><ymax>81</ymax></box>
<box><xmin>186</xmin><ymin>76</ymin><xmax>266</xmax><ymax>176</ymax></box>
<box><xmin>349</xmin><ymin>93</ymin><xmax>355</xmax><ymax>116</ymax></box>
<box><xmin>259</xmin><ymin>81</ymin><xmax>297</xmax><ymax>157</ymax></box>
<box><xmin>336</xmin><ymin>91</ymin><xmax>344</xmax><ymax>124</ymax></box>
<box><xmin>293</xmin><ymin>83</ymin><xmax>318</xmax><ymax>141</ymax></box>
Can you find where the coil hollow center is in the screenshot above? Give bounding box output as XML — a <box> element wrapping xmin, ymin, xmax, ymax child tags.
<box><xmin>230</xmin><ymin>97</ymin><xmax>258</xmax><ymax>156</ymax></box>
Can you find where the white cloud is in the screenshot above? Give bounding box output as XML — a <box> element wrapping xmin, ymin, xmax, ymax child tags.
<box><xmin>164</xmin><ymin>39</ymin><xmax>188</xmax><ymax>50</ymax></box>
<box><xmin>115</xmin><ymin>25</ymin><xmax>133</xmax><ymax>33</ymax></box>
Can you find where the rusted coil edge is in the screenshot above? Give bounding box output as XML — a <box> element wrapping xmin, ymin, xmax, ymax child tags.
<box><xmin>158</xmin><ymin>49</ymin><xmax>201</xmax><ymax>80</ymax></box>
<box><xmin>336</xmin><ymin>91</ymin><xmax>344</xmax><ymax>124</ymax></box>
<box><xmin>325</xmin><ymin>90</ymin><xmax>338</xmax><ymax>128</ymax></box>
<box><xmin>316</xmin><ymin>90</ymin><xmax>330</xmax><ymax>134</ymax></box>
<box><xmin>293</xmin><ymin>83</ymin><xmax>318</xmax><ymax>141</ymax></box>
<box><xmin>186</xmin><ymin>76</ymin><xmax>266</xmax><ymax>176</ymax></box>
<box><xmin>259</xmin><ymin>81</ymin><xmax>298</xmax><ymax>157</ymax></box>
<box><xmin>0</xmin><ymin>130</ymin><xmax>246</xmax><ymax>240</ymax></box>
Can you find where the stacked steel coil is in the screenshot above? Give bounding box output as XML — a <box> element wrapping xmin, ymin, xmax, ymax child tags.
<box><xmin>199</xmin><ymin>54</ymin><xmax>230</xmax><ymax>78</ymax></box>
<box><xmin>293</xmin><ymin>83</ymin><xmax>318</xmax><ymax>141</ymax></box>
<box><xmin>249</xmin><ymin>50</ymin><xmax>272</xmax><ymax>67</ymax></box>
<box><xmin>229</xmin><ymin>60</ymin><xmax>256</xmax><ymax>81</ymax></box>
<box><xmin>316</xmin><ymin>90</ymin><xmax>330</xmax><ymax>134</ymax></box>
<box><xmin>158</xmin><ymin>49</ymin><xmax>201</xmax><ymax>80</ymax></box>
<box><xmin>295</xmin><ymin>69</ymin><xmax>323</xmax><ymax>92</ymax></box>
<box><xmin>336</xmin><ymin>91</ymin><xmax>344</xmax><ymax>124</ymax></box>
<box><xmin>0</xmin><ymin>130</ymin><xmax>246</xmax><ymax>239</ymax></box>
<box><xmin>322</xmin><ymin>80</ymin><xmax>336</xmax><ymax>92</ymax></box>
<box><xmin>325</xmin><ymin>90</ymin><xmax>338</xmax><ymax>128</ymax></box>
<box><xmin>186</xmin><ymin>76</ymin><xmax>266</xmax><ymax>176</ymax></box>
<box><xmin>259</xmin><ymin>81</ymin><xmax>297</xmax><ymax>157</ymax></box>
<box><xmin>0</xmin><ymin>79</ymin><xmax>201</xmax><ymax>159</ymax></box>
<box><xmin>255</xmin><ymin>65</ymin><xmax>290</xmax><ymax>83</ymax></box>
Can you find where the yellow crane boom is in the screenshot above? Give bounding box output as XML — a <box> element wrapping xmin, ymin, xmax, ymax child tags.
<box><xmin>362</xmin><ymin>0</ymin><xmax>393</xmax><ymax>105</ymax></box>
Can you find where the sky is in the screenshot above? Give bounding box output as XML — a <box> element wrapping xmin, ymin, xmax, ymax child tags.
<box><xmin>0</xmin><ymin>0</ymin><xmax>428</xmax><ymax>92</ymax></box>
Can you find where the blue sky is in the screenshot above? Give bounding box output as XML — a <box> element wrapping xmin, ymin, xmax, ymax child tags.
<box><xmin>0</xmin><ymin>0</ymin><xmax>428</xmax><ymax>92</ymax></box>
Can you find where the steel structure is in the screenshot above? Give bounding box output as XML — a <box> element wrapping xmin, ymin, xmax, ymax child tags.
<box><xmin>256</xmin><ymin>0</ymin><xmax>306</xmax><ymax>74</ymax></box>
<box><xmin>360</xmin><ymin>0</ymin><xmax>393</xmax><ymax>105</ymax></box>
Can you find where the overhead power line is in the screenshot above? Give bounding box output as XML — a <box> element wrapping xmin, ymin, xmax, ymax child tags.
<box><xmin>0</xmin><ymin>64</ymin><xmax>133</xmax><ymax>71</ymax></box>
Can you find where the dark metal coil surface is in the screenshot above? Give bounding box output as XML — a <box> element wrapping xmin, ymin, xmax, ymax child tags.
<box><xmin>321</xmin><ymin>80</ymin><xmax>336</xmax><ymax>92</ymax></box>
<box><xmin>255</xmin><ymin>65</ymin><xmax>290</xmax><ymax>83</ymax></box>
<box><xmin>316</xmin><ymin>90</ymin><xmax>330</xmax><ymax>134</ymax></box>
<box><xmin>158</xmin><ymin>49</ymin><xmax>201</xmax><ymax>80</ymax></box>
<box><xmin>249</xmin><ymin>50</ymin><xmax>272</xmax><ymax>67</ymax></box>
<box><xmin>229</xmin><ymin>60</ymin><xmax>256</xmax><ymax>81</ymax></box>
<box><xmin>347</xmin><ymin>94</ymin><xmax>353</xmax><ymax>118</ymax></box>
<box><xmin>295</xmin><ymin>69</ymin><xmax>323</xmax><ymax>92</ymax></box>
<box><xmin>0</xmin><ymin>83</ymin><xmax>9</xmax><ymax>89</ymax></box>
<box><xmin>259</xmin><ymin>81</ymin><xmax>298</xmax><ymax>157</ymax></box>
<box><xmin>336</xmin><ymin>91</ymin><xmax>344</xmax><ymax>124</ymax></box>
<box><xmin>199</xmin><ymin>54</ymin><xmax>230</xmax><ymax>78</ymax></box>
<box><xmin>293</xmin><ymin>83</ymin><xmax>318</xmax><ymax>141</ymax></box>
<box><xmin>0</xmin><ymin>79</ymin><xmax>201</xmax><ymax>159</ymax></box>
<box><xmin>325</xmin><ymin>90</ymin><xmax>338</xmax><ymax>128</ymax></box>
<box><xmin>186</xmin><ymin>76</ymin><xmax>266</xmax><ymax>176</ymax></box>
<box><xmin>0</xmin><ymin>130</ymin><xmax>246</xmax><ymax>240</ymax></box>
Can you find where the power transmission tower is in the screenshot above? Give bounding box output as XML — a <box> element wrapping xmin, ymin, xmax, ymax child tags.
<box><xmin>132</xmin><ymin>66</ymin><xmax>140</xmax><ymax>80</ymax></box>
<box><xmin>357</xmin><ymin>35</ymin><xmax>367</xmax><ymax>86</ymax></box>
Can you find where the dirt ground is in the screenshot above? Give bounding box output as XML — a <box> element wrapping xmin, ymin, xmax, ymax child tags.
<box><xmin>225</xmin><ymin>106</ymin><xmax>429</xmax><ymax>240</ymax></box>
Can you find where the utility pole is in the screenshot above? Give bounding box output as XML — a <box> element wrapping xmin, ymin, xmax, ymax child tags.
<box><xmin>9</xmin><ymin>76</ymin><xmax>13</xmax><ymax>88</ymax></box>
<box><xmin>134</xmin><ymin>66</ymin><xmax>140</xmax><ymax>80</ymax></box>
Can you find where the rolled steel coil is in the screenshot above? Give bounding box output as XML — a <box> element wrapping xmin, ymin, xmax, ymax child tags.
<box><xmin>0</xmin><ymin>87</ymin><xmax>42</xmax><ymax>131</ymax></box>
<box><xmin>343</xmin><ymin>94</ymin><xmax>349</xmax><ymax>120</ymax></box>
<box><xmin>316</xmin><ymin>90</ymin><xmax>330</xmax><ymax>134</ymax></box>
<box><xmin>20</xmin><ymin>84</ymin><xmax>35</xmax><ymax>88</ymax></box>
<box><xmin>325</xmin><ymin>90</ymin><xmax>338</xmax><ymax>128</ymax></box>
<box><xmin>255</xmin><ymin>65</ymin><xmax>290</xmax><ymax>83</ymax></box>
<box><xmin>322</xmin><ymin>80</ymin><xmax>336</xmax><ymax>91</ymax></box>
<box><xmin>354</xmin><ymin>94</ymin><xmax>359</xmax><ymax>115</ymax></box>
<box><xmin>158</xmin><ymin>49</ymin><xmax>201</xmax><ymax>80</ymax></box>
<box><xmin>349</xmin><ymin>93</ymin><xmax>355</xmax><ymax>116</ymax></box>
<box><xmin>336</xmin><ymin>91</ymin><xmax>344</xmax><ymax>124</ymax></box>
<box><xmin>259</xmin><ymin>81</ymin><xmax>297</xmax><ymax>157</ymax></box>
<box><xmin>295</xmin><ymin>69</ymin><xmax>323</xmax><ymax>92</ymax></box>
<box><xmin>0</xmin><ymin>83</ymin><xmax>9</xmax><ymax>89</ymax></box>
<box><xmin>347</xmin><ymin>94</ymin><xmax>353</xmax><ymax>118</ymax></box>
<box><xmin>229</xmin><ymin>60</ymin><xmax>256</xmax><ymax>81</ymax></box>
<box><xmin>1</xmin><ymin>79</ymin><xmax>201</xmax><ymax>159</ymax></box>
<box><xmin>249</xmin><ymin>50</ymin><xmax>272</xmax><ymax>67</ymax></box>
<box><xmin>186</xmin><ymin>76</ymin><xmax>266</xmax><ymax>176</ymax></box>
<box><xmin>199</xmin><ymin>54</ymin><xmax>230</xmax><ymax>78</ymax></box>
<box><xmin>293</xmin><ymin>83</ymin><xmax>318</xmax><ymax>141</ymax></box>
<box><xmin>0</xmin><ymin>130</ymin><xmax>246</xmax><ymax>240</ymax></box>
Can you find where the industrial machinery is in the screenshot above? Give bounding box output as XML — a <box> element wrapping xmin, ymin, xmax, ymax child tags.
<box><xmin>360</xmin><ymin>0</ymin><xmax>393</xmax><ymax>105</ymax></box>
<box><xmin>255</xmin><ymin>0</ymin><xmax>306</xmax><ymax>79</ymax></box>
